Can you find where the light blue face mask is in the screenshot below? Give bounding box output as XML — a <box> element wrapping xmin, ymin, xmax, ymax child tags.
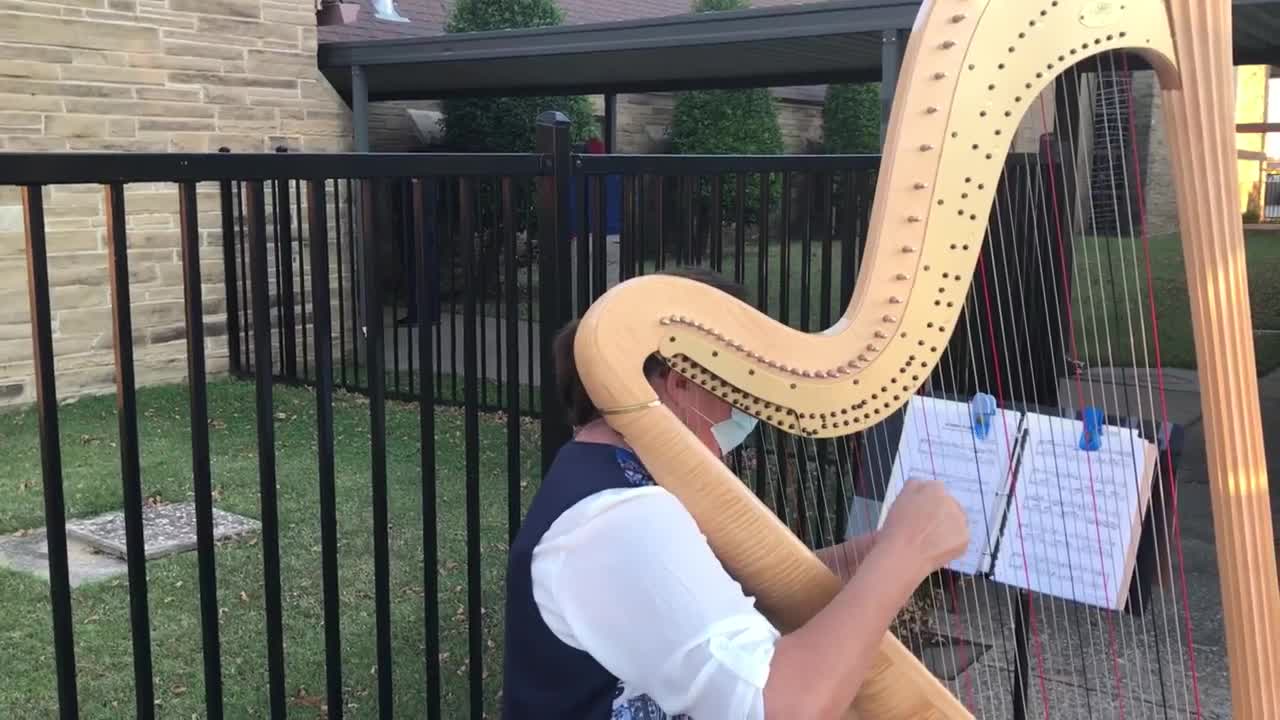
<box><xmin>710</xmin><ymin>407</ymin><xmax>759</xmax><ymax>456</ymax></box>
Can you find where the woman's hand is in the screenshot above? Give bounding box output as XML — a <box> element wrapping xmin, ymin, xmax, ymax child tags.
<box><xmin>816</xmin><ymin>532</ymin><xmax>879</xmax><ymax>583</ymax></box>
<box><xmin>876</xmin><ymin>478</ymin><xmax>969</xmax><ymax>578</ymax></box>
<box><xmin>764</xmin><ymin>480</ymin><xmax>968</xmax><ymax>719</ymax></box>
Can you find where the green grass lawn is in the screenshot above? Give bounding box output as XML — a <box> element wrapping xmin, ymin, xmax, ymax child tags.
<box><xmin>1071</xmin><ymin>230</ymin><xmax>1280</xmax><ymax>374</ymax></box>
<box><xmin>1</xmin><ymin>379</ymin><xmax>540</xmax><ymax>719</ymax></box>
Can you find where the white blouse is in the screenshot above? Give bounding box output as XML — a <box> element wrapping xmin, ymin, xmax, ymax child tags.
<box><xmin>530</xmin><ymin>484</ymin><xmax>780</xmax><ymax>719</ymax></box>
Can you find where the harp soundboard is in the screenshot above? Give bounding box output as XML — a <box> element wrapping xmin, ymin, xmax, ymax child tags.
<box><xmin>574</xmin><ymin>0</ymin><xmax>1280</xmax><ymax>717</ymax></box>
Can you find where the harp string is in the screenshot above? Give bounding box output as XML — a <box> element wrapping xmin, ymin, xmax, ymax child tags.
<box><xmin>1044</xmin><ymin>66</ymin><xmax>1132</xmax><ymax>714</ymax></box>
<box><xmin>1116</xmin><ymin>50</ymin><xmax>1203</xmax><ymax>717</ymax></box>
<box><xmin>974</xmin><ymin>209</ymin><xmax>1056</xmax><ymax>720</ymax></box>
<box><xmin>1079</xmin><ymin>54</ymin><xmax>1163</xmax><ymax>714</ymax></box>
<box><xmin>1036</xmin><ymin>63</ymin><xmax>1145</xmax><ymax>714</ymax></box>
<box><xmin>992</xmin><ymin>87</ymin><xmax>1097</xmax><ymax>716</ymax></box>
<box><xmin>987</xmin><ymin>148</ymin><xmax>1084</xmax><ymax>718</ymax></box>
<box><xmin>1067</xmin><ymin>56</ymin><xmax>1186</xmax><ymax>715</ymax></box>
<box><xmin>1108</xmin><ymin>50</ymin><xmax>1199</xmax><ymax>716</ymax></box>
<box><xmin>943</xmin><ymin>293</ymin><xmax>1017</xmax><ymax>718</ymax></box>
<box><xmin>959</xmin><ymin>231</ymin><xmax>1028</xmax><ymax>717</ymax></box>
<box><xmin>1043</xmin><ymin>67</ymin><xmax>1132</xmax><ymax>714</ymax></box>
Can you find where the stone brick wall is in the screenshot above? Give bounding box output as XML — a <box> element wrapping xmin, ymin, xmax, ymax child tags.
<box><xmin>364</xmin><ymin>92</ymin><xmax>824</xmax><ymax>154</ymax></box>
<box><xmin>1127</xmin><ymin>71</ymin><xmax>1180</xmax><ymax>237</ymax></box>
<box><xmin>0</xmin><ymin>0</ymin><xmax>352</xmax><ymax>410</ymax></box>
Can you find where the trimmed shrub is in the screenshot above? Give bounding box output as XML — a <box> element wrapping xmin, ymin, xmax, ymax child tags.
<box><xmin>823</xmin><ymin>82</ymin><xmax>881</xmax><ymax>154</ymax></box>
<box><xmin>669</xmin><ymin>0</ymin><xmax>783</xmax><ymax>159</ymax></box>
<box><xmin>439</xmin><ymin>0</ymin><xmax>598</xmax><ymax>151</ymax></box>
<box><xmin>667</xmin><ymin>0</ymin><xmax>784</xmax><ymax>226</ymax></box>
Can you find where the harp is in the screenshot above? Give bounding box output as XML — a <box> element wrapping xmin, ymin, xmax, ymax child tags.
<box><xmin>574</xmin><ymin>0</ymin><xmax>1279</xmax><ymax>718</ymax></box>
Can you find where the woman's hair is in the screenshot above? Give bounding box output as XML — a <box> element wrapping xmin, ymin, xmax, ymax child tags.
<box><xmin>552</xmin><ymin>266</ymin><xmax>750</xmax><ymax>428</ymax></box>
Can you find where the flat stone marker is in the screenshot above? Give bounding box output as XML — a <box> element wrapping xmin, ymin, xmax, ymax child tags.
<box><xmin>65</xmin><ymin>502</ymin><xmax>260</xmax><ymax>561</ymax></box>
<box><xmin>0</xmin><ymin>530</ymin><xmax>128</xmax><ymax>588</ymax></box>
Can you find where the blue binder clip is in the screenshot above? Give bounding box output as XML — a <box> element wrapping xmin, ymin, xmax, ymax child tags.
<box><xmin>1079</xmin><ymin>407</ymin><xmax>1104</xmax><ymax>451</ymax></box>
<box><xmin>970</xmin><ymin>393</ymin><xmax>997</xmax><ymax>440</ymax></box>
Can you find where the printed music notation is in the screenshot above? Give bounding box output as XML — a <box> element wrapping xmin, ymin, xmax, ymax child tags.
<box><xmin>991</xmin><ymin>412</ymin><xmax>1156</xmax><ymax>611</ymax></box>
<box><xmin>878</xmin><ymin>396</ymin><xmax>1158</xmax><ymax>612</ymax></box>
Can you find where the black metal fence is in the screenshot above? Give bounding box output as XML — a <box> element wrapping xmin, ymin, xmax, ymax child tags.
<box><xmin>224</xmin><ymin>132</ymin><xmax>882</xmax><ymax>422</ymax></box>
<box><xmin>1</xmin><ymin>113</ymin><xmax>1072</xmax><ymax>719</ymax></box>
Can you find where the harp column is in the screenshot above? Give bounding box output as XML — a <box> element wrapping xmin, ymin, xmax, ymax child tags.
<box><xmin>1162</xmin><ymin>0</ymin><xmax>1280</xmax><ymax>715</ymax></box>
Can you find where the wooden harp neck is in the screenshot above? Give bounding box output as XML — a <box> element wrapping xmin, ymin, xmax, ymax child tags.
<box><xmin>578</xmin><ymin>1</ymin><xmax>1178</xmax><ymax>438</ymax></box>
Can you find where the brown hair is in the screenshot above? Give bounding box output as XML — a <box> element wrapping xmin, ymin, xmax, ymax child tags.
<box><xmin>552</xmin><ymin>266</ymin><xmax>750</xmax><ymax>428</ymax></box>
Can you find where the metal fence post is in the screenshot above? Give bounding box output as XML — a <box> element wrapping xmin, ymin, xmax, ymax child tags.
<box><xmin>273</xmin><ymin>146</ymin><xmax>298</xmax><ymax>380</ymax></box>
<box><xmin>217</xmin><ymin>147</ymin><xmax>242</xmax><ymax>376</ymax></box>
<box><xmin>536</xmin><ymin>111</ymin><xmax>574</xmax><ymax>473</ymax></box>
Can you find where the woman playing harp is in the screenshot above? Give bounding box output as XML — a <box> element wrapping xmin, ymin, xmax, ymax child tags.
<box><xmin>502</xmin><ymin>268</ymin><xmax>971</xmax><ymax>720</ymax></box>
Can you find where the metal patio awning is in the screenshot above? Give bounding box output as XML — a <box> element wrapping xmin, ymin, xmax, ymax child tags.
<box><xmin>318</xmin><ymin>1</ymin><xmax>916</xmax><ymax>103</ymax></box>
<box><xmin>318</xmin><ymin>0</ymin><xmax>1280</xmax><ymax>105</ymax></box>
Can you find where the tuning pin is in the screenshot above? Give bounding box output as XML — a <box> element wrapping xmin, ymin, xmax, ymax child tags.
<box><xmin>896</xmin><ymin>273</ymin><xmax>910</xmax><ymax>280</ymax></box>
<box><xmin>941</xmin><ymin>40</ymin><xmax>957</xmax><ymax>49</ymax></box>
<box><xmin>889</xmin><ymin>296</ymin><xmax>903</xmax><ymax>304</ymax></box>
<box><xmin>902</xmin><ymin>245</ymin><xmax>916</xmax><ymax>253</ymax></box>
<box><xmin>883</xmin><ymin>314</ymin><xmax>898</xmax><ymax>323</ymax></box>
<box><xmin>875</xmin><ymin>330</ymin><xmax>888</xmax><ymax>339</ymax></box>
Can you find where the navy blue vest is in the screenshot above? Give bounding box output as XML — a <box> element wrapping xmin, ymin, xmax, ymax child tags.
<box><xmin>502</xmin><ymin>440</ymin><xmax>677</xmax><ymax>719</ymax></box>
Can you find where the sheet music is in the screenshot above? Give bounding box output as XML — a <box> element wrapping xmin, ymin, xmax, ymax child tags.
<box><xmin>990</xmin><ymin>412</ymin><xmax>1156</xmax><ymax>611</ymax></box>
<box><xmin>877</xmin><ymin>395</ymin><xmax>1023</xmax><ymax>576</ymax></box>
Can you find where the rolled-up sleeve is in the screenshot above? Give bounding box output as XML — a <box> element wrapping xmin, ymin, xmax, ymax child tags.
<box><xmin>531</xmin><ymin>486</ymin><xmax>779</xmax><ymax>719</ymax></box>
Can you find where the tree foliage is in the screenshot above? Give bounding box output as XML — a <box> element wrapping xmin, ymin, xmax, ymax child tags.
<box><xmin>669</xmin><ymin>0</ymin><xmax>782</xmax><ymax>157</ymax></box>
<box><xmin>439</xmin><ymin>0</ymin><xmax>597</xmax><ymax>151</ymax></box>
<box><xmin>823</xmin><ymin>82</ymin><xmax>881</xmax><ymax>154</ymax></box>
<box><xmin>444</xmin><ymin>0</ymin><xmax>564</xmax><ymax>31</ymax></box>
<box><xmin>668</xmin><ymin>0</ymin><xmax>783</xmax><ymax>223</ymax></box>
<box><xmin>669</xmin><ymin>88</ymin><xmax>785</xmax><ymax>157</ymax></box>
